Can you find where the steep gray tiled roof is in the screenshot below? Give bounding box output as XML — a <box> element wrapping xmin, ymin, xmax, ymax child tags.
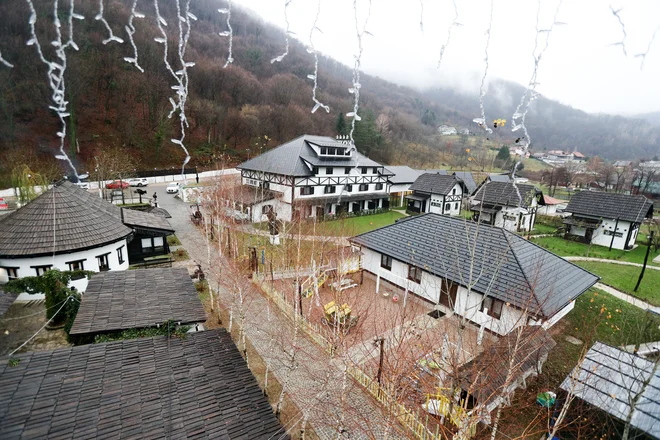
<box><xmin>350</xmin><ymin>213</ymin><xmax>598</xmax><ymax>317</ymax></box>
<box><xmin>69</xmin><ymin>268</ymin><xmax>206</xmax><ymax>335</ymax></box>
<box><xmin>237</xmin><ymin>134</ymin><xmax>383</xmax><ymax>176</ymax></box>
<box><xmin>121</xmin><ymin>207</ymin><xmax>174</xmax><ymax>232</ymax></box>
<box><xmin>410</xmin><ymin>173</ymin><xmax>464</xmax><ymax>196</ymax></box>
<box><xmin>0</xmin><ymin>330</ymin><xmax>286</xmax><ymax>439</ymax></box>
<box><xmin>488</xmin><ymin>174</ymin><xmax>512</xmax><ymax>183</ymax></box>
<box><xmin>565</xmin><ymin>191</ymin><xmax>653</xmax><ymax>223</ymax></box>
<box><xmin>384</xmin><ymin>166</ymin><xmax>424</xmax><ymax>184</ymax></box>
<box><xmin>453</xmin><ymin>171</ymin><xmax>478</xmax><ymax>194</ymax></box>
<box><xmin>472</xmin><ymin>181</ymin><xmax>541</xmax><ymax>208</ymax></box>
<box><xmin>0</xmin><ymin>181</ymin><xmax>133</xmax><ymax>257</ymax></box>
<box><xmin>561</xmin><ymin>342</ymin><xmax>660</xmax><ymax>438</ymax></box>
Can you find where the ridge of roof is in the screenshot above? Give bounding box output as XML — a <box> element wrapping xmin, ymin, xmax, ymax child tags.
<box><xmin>0</xmin><ymin>181</ymin><xmax>134</xmax><ymax>257</ymax></box>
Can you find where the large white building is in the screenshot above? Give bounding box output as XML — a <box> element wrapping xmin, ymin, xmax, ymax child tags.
<box><xmin>563</xmin><ymin>191</ymin><xmax>653</xmax><ymax>250</ymax></box>
<box><xmin>0</xmin><ymin>181</ymin><xmax>173</xmax><ymax>296</ymax></box>
<box><xmin>471</xmin><ymin>181</ymin><xmax>543</xmax><ymax>232</ymax></box>
<box><xmin>350</xmin><ymin>213</ymin><xmax>599</xmax><ymax>336</ymax></box>
<box><xmin>235</xmin><ymin>135</ymin><xmax>391</xmax><ymax>222</ymax></box>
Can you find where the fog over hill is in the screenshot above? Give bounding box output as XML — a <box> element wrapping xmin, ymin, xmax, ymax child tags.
<box><xmin>0</xmin><ymin>0</ymin><xmax>658</xmax><ymax>183</ymax></box>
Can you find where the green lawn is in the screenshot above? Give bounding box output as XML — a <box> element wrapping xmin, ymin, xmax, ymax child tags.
<box><xmin>294</xmin><ymin>211</ymin><xmax>407</xmax><ymax>237</ymax></box>
<box><xmin>572</xmin><ymin>261</ymin><xmax>660</xmax><ymax>306</ymax></box>
<box><xmin>545</xmin><ymin>288</ymin><xmax>660</xmax><ymax>379</ymax></box>
<box><xmin>529</xmin><ymin>222</ymin><xmax>557</xmax><ymax>235</ymax></box>
<box><xmin>531</xmin><ymin>236</ymin><xmax>660</xmax><ymax>265</ymax></box>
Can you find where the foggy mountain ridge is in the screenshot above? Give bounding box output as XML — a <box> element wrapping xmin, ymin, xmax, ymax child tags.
<box><xmin>0</xmin><ymin>0</ymin><xmax>658</xmax><ymax>176</ymax></box>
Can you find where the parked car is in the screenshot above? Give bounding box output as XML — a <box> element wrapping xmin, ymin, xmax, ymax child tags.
<box><xmin>105</xmin><ymin>180</ymin><xmax>129</xmax><ymax>189</ymax></box>
<box><xmin>166</xmin><ymin>182</ymin><xmax>180</xmax><ymax>194</ymax></box>
<box><xmin>127</xmin><ymin>177</ymin><xmax>149</xmax><ymax>187</ymax></box>
<box><xmin>0</xmin><ymin>198</ymin><xmax>8</xmax><ymax>210</ymax></box>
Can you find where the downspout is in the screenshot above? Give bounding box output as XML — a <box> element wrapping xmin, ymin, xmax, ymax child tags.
<box><xmin>608</xmin><ymin>217</ymin><xmax>619</xmax><ymax>251</ymax></box>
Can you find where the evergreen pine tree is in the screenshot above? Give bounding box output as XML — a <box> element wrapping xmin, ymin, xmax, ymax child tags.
<box><xmin>336</xmin><ymin>113</ymin><xmax>347</xmax><ymax>136</ymax></box>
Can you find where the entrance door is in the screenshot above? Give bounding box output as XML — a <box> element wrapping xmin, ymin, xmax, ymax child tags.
<box><xmin>315</xmin><ymin>206</ymin><xmax>324</xmax><ymax>218</ymax></box>
<box><xmin>585</xmin><ymin>228</ymin><xmax>593</xmax><ymax>244</ymax></box>
<box><xmin>439</xmin><ymin>280</ymin><xmax>458</xmax><ymax>310</ymax></box>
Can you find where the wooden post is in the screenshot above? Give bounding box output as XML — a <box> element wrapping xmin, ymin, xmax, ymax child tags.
<box><xmin>634</xmin><ymin>231</ymin><xmax>654</xmax><ymax>292</ymax></box>
<box><xmin>609</xmin><ymin>217</ymin><xmax>619</xmax><ymax>251</ymax></box>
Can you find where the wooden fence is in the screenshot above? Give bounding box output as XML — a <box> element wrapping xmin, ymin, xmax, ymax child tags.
<box><xmin>255</xmin><ymin>278</ymin><xmax>477</xmax><ymax>440</ymax></box>
<box><xmin>346</xmin><ymin>364</ymin><xmax>443</xmax><ymax>440</ymax></box>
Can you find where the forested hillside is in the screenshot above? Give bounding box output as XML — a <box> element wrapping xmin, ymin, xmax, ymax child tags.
<box><xmin>0</xmin><ymin>0</ymin><xmax>658</xmax><ymax>185</ymax></box>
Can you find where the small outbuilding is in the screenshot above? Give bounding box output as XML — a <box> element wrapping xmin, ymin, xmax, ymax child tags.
<box><xmin>69</xmin><ymin>267</ymin><xmax>207</xmax><ymax>339</ymax></box>
<box><xmin>563</xmin><ymin>191</ymin><xmax>653</xmax><ymax>250</ymax></box>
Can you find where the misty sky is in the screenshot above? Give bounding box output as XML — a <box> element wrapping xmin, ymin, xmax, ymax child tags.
<box><xmin>234</xmin><ymin>0</ymin><xmax>660</xmax><ymax>115</ymax></box>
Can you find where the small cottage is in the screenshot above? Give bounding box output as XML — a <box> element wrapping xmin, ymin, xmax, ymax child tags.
<box><xmin>563</xmin><ymin>191</ymin><xmax>653</xmax><ymax>250</ymax></box>
<box><xmin>471</xmin><ymin>181</ymin><xmax>544</xmax><ymax>232</ymax></box>
<box><xmin>405</xmin><ymin>173</ymin><xmax>466</xmax><ymax>216</ymax></box>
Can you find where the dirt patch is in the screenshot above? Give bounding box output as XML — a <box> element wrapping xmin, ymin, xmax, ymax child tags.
<box><xmin>0</xmin><ymin>301</ymin><xmax>71</xmax><ymax>356</ymax></box>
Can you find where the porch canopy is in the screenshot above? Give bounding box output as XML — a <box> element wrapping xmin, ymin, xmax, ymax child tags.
<box><xmin>404</xmin><ymin>193</ymin><xmax>430</xmax><ymax>202</ymax></box>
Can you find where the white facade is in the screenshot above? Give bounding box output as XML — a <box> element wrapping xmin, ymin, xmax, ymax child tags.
<box><xmin>361</xmin><ymin>248</ymin><xmax>538</xmax><ymax>336</ymax></box>
<box><xmin>473</xmin><ymin>198</ymin><xmax>538</xmax><ymax>233</ymax></box>
<box><xmin>0</xmin><ymin>238</ymin><xmax>130</xmax><ymax>300</ymax></box>
<box><xmin>426</xmin><ymin>183</ymin><xmax>463</xmax><ymax>217</ymax></box>
<box><xmin>566</xmin><ymin>216</ymin><xmax>638</xmax><ymax>250</ymax></box>
<box><xmin>241</xmin><ymin>166</ymin><xmax>389</xmax><ymax>222</ymax></box>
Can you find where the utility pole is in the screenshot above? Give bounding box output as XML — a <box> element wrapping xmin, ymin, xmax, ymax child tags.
<box><xmin>634</xmin><ymin>231</ymin><xmax>654</xmax><ymax>292</ymax></box>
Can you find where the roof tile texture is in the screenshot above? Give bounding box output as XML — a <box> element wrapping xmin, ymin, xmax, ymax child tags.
<box><xmin>69</xmin><ymin>268</ymin><xmax>206</xmax><ymax>335</ymax></box>
<box><xmin>0</xmin><ymin>330</ymin><xmax>286</xmax><ymax>439</ymax></box>
<box><xmin>565</xmin><ymin>191</ymin><xmax>653</xmax><ymax>223</ymax></box>
<box><xmin>0</xmin><ymin>181</ymin><xmax>132</xmax><ymax>257</ymax></box>
<box><xmin>350</xmin><ymin>213</ymin><xmax>599</xmax><ymax>317</ymax></box>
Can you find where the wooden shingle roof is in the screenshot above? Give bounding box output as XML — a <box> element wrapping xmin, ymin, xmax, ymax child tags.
<box><xmin>0</xmin><ymin>181</ymin><xmax>133</xmax><ymax>257</ymax></box>
<box><xmin>69</xmin><ymin>268</ymin><xmax>207</xmax><ymax>336</ymax></box>
<box><xmin>0</xmin><ymin>330</ymin><xmax>287</xmax><ymax>439</ymax></box>
<box><xmin>565</xmin><ymin>191</ymin><xmax>653</xmax><ymax>223</ymax></box>
<box><xmin>0</xmin><ymin>181</ymin><xmax>174</xmax><ymax>258</ymax></box>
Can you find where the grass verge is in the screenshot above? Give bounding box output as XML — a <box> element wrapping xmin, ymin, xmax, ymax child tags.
<box><xmin>532</xmin><ymin>236</ymin><xmax>660</xmax><ymax>265</ymax></box>
<box><xmin>572</xmin><ymin>261</ymin><xmax>660</xmax><ymax>306</ymax></box>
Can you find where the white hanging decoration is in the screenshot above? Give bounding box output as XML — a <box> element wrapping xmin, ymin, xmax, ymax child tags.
<box><xmin>95</xmin><ymin>0</ymin><xmax>124</xmax><ymax>44</ymax></box>
<box><xmin>0</xmin><ymin>50</ymin><xmax>13</xmax><ymax>68</ymax></box>
<box><xmin>475</xmin><ymin>0</ymin><xmax>494</xmax><ymax>135</ymax></box>
<box><xmin>154</xmin><ymin>0</ymin><xmax>194</xmax><ymax>175</ymax></box>
<box><xmin>437</xmin><ymin>0</ymin><xmax>462</xmax><ymax>68</ymax></box>
<box><xmin>510</xmin><ymin>0</ymin><xmax>564</xmax><ymax>181</ymax></box>
<box><xmin>306</xmin><ymin>0</ymin><xmax>330</xmax><ymax>114</ymax></box>
<box><xmin>634</xmin><ymin>26</ymin><xmax>659</xmax><ymax>70</ymax></box>
<box><xmin>24</xmin><ymin>0</ymin><xmax>82</xmax><ymax>180</ymax></box>
<box><xmin>271</xmin><ymin>0</ymin><xmax>292</xmax><ymax>64</ymax></box>
<box><xmin>123</xmin><ymin>0</ymin><xmax>145</xmax><ymax>72</ymax></box>
<box><xmin>218</xmin><ymin>0</ymin><xmax>234</xmax><ymax>68</ymax></box>
<box><xmin>348</xmin><ymin>0</ymin><xmax>373</xmax><ymax>147</ymax></box>
<box><xmin>609</xmin><ymin>6</ymin><xmax>627</xmax><ymax>56</ymax></box>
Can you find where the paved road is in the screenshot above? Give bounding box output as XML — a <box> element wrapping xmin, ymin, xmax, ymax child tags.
<box><xmin>154</xmin><ymin>184</ymin><xmax>406</xmax><ymax>440</ymax></box>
